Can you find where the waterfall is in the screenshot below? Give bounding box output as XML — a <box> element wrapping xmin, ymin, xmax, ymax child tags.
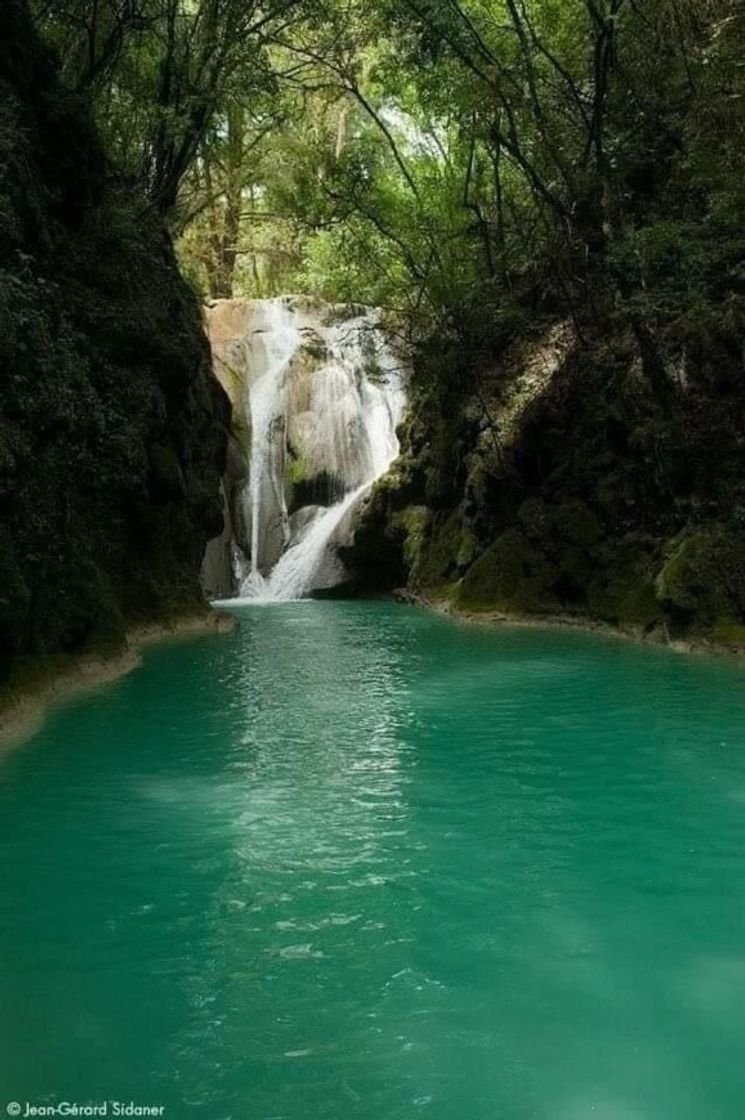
<box><xmin>245</xmin><ymin>299</ymin><xmax>300</xmax><ymax>580</ymax></box>
<box><xmin>263</xmin><ymin>484</ymin><xmax>368</xmax><ymax>601</ymax></box>
<box><xmin>205</xmin><ymin>296</ymin><xmax>405</xmax><ymax>602</ymax></box>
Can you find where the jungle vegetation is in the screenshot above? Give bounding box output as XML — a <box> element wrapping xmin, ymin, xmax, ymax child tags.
<box><xmin>18</xmin><ymin>0</ymin><xmax>745</xmax><ymax>648</ymax></box>
<box><xmin>32</xmin><ymin>1</ymin><xmax>745</xmax><ymax>351</ymax></box>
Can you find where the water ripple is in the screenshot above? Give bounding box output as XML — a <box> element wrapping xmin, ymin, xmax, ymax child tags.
<box><xmin>1</xmin><ymin>602</ymin><xmax>745</xmax><ymax>1119</ymax></box>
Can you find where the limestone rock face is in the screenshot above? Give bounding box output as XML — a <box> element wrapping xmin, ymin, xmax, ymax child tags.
<box><xmin>0</xmin><ymin>0</ymin><xmax>230</xmax><ymax>681</ymax></box>
<box><xmin>203</xmin><ymin>296</ymin><xmax>405</xmax><ymax>599</ymax></box>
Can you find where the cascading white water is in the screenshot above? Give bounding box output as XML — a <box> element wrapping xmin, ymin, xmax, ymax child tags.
<box><xmin>264</xmin><ymin>484</ymin><xmax>368</xmax><ymax>601</ymax></box>
<box><xmin>211</xmin><ymin>296</ymin><xmax>405</xmax><ymax>602</ymax></box>
<box><xmin>242</xmin><ymin>299</ymin><xmax>300</xmax><ymax>594</ymax></box>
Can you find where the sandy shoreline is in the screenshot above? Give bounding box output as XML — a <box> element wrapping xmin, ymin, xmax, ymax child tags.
<box><xmin>396</xmin><ymin>590</ymin><xmax>745</xmax><ymax>661</ymax></box>
<box><xmin>0</xmin><ymin>610</ymin><xmax>235</xmax><ymax>752</ymax></box>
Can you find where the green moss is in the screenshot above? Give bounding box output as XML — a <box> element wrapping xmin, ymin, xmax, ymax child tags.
<box><xmin>217</xmin><ymin>360</ymin><xmax>245</xmax><ymax>409</ymax></box>
<box><xmin>516</xmin><ymin>498</ymin><xmax>553</xmax><ymax>541</ymax></box>
<box><xmin>711</xmin><ymin>620</ymin><xmax>745</xmax><ymax>649</ymax></box>
<box><xmin>392</xmin><ymin>505</ymin><xmax>430</xmax><ymax>569</ymax></box>
<box><xmin>518</xmin><ymin>498</ymin><xmax>602</xmax><ymax>553</ymax></box>
<box><xmin>456</xmin><ymin>527</ymin><xmax>478</xmax><ymax>570</ymax></box>
<box><xmin>286</xmin><ymin>453</ymin><xmax>312</xmax><ymax>486</ymax></box>
<box><xmin>410</xmin><ymin>509</ymin><xmax>466</xmax><ymax>590</ymax></box>
<box><xmin>589</xmin><ymin>566</ymin><xmax>662</xmax><ymax>628</ymax></box>
<box><xmin>655</xmin><ymin>532</ymin><xmax>715</xmax><ymax>615</ymax></box>
<box><xmin>556</xmin><ymin>501</ymin><xmax>603</xmax><ymax>548</ymax></box>
<box><xmin>654</xmin><ymin>526</ymin><xmax>745</xmax><ymax>623</ymax></box>
<box><xmin>455</xmin><ymin>529</ymin><xmax>559</xmax><ymax>614</ymax></box>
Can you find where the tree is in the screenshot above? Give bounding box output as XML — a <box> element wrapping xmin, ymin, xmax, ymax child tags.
<box><xmin>35</xmin><ymin>0</ymin><xmax>305</xmax><ymax>214</ymax></box>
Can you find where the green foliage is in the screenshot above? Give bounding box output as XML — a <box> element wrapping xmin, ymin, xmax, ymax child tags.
<box><xmin>29</xmin><ymin>0</ymin><xmax>745</xmax><ymax>353</ymax></box>
<box><xmin>33</xmin><ymin>0</ymin><xmax>299</xmax><ymax>217</ymax></box>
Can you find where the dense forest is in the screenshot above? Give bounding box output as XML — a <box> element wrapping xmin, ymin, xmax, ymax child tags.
<box><xmin>33</xmin><ymin>0</ymin><xmax>745</xmax><ymax>319</ymax></box>
<box><xmin>3</xmin><ymin>0</ymin><xmax>745</xmax><ymax>687</ymax></box>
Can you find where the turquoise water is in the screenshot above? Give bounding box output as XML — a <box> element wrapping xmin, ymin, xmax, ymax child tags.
<box><xmin>2</xmin><ymin>602</ymin><xmax>745</xmax><ymax>1119</ymax></box>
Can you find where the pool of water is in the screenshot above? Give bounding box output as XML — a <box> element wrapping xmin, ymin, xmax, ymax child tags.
<box><xmin>2</xmin><ymin>601</ymin><xmax>745</xmax><ymax>1119</ymax></box>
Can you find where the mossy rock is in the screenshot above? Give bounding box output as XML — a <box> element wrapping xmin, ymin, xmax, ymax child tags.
<box><xmin>588</xmin><ymin>552</ymin><xmax>663</xmax><ymax>628</ymax></box>
<box><xmin>285</xmin><ymin>452</ymin><xmax>312</xmax><ymax>487</ymax></box>
<box><xmin>299</xmin><ymin>331</ymin><xmax>328</xmax><ymax>363</ymax></box>
<box><xmin>0</xmin><ymin>6</ymin><xmax>229</xmax><ymax>684</ymax></box>
<box><xmin>342</xmin><ymin>476</ymin><xmax>412</xmax><ymax>591</ymax></box>
<box><xmin>655</xmin><ymin>533</ymin><xmax>709</xmax><ymax>612</ymax></box>
<box><xmin>392</xmin><ymin>505</ymin><xmax>430</xmax><ymax>569</ymax></box>
<box><xmin>456</xmin><ymin>526</ymin><xmax>478</xmax><ymax>570</ymax></box>
<box><xmin>655</xmin><ymin>526</ymin><xmax>745</xmax><ymax>622</ymax></box>
<box><xmin>518</xmin><ymin>497</ymin><xmax>602</xmax><ymax>549</ymax></box>
<box><xmin>0</xmin><ymin>525</ymin><xmax>30</xmax><ymax>676</ymax></box>
<box><xmin>288</xmin><ymin>469</ymin><xmax>346</xmax><ymax>512</ymax></box>
<box><xmin>455</xmin><ymin>529</ymin><xmax>560</xmax><ymax>614</ymax></box>
<box><xmin>556</xmin><ymin>500</ymin><xmax>604</xmax><ymax>548</ymax></box>
<box><xmin>410</xmin><ymin>509</ymin><xmax>467</xmax><ymax>590</ymax></box>
<box><xmin>510</xmin><ymin>496</ymin><xmax>603</xmax><ymax>605</ymax></box>
<box><xmin>711</xmin><ymin>620</ymin><xmax>745</xmax><ymax>650</ymax></box>
<box><xmin>516</xmin><ymin>497</ymin><xmax>554</xmax><ymax>542</ymax></box>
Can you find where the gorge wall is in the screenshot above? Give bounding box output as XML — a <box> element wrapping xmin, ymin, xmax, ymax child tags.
<box><xmin>0</xmin><ymin>0</ymin><xmax>229</xmax><ymax>689</ymax></box>
<box><xmin>347</xmin><ymin>312</ymin><xmax>745</xmax><ymax>651</ymax></box>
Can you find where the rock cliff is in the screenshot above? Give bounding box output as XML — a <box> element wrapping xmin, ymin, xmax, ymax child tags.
<box><xmin>348</xmin><ymin>314</ymin><xmax>745</xmax><ymax>650</ymax></box>
<box><xmin>0</xmin><ymin>0</ymin><xmax>229</xmax><ymax>687</ymax></box>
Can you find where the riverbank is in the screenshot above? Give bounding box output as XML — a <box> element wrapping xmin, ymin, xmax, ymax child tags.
<box><xmin>397</xmin><ymin>590</ymin><xmax>745</xmax><ymax>661</ymax></box>
<box><xmin>0</xmin><ymin>611</ymin><xmax>235</xmax><ymax>751</ymax></box>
